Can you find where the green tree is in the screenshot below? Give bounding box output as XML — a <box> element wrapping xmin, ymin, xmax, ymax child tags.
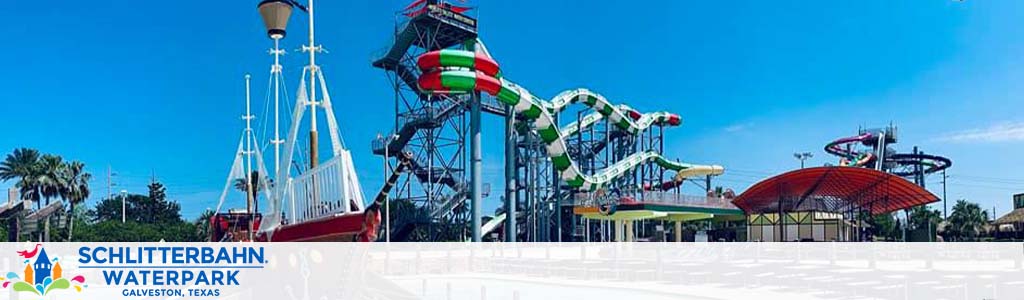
<box><xmin>80</xmin><ymin>192</ymin><xmax>201</xmax><ymax>242</ymax></box>
<box><xmin>0</xmin><ymin>148</ymin><xmax>42</xmax><ymax>241</ymax></box>
<box><xmin>0</xmin><ymin>148</ymin><xmax>42</xmax><ymax>207</ymax></box>
<box><xmin>870</xmin><ymin>212</ymin><xmax>898</xmax><ymax>241</ymax></box>
<box><xmin>946</xmin><ymin>199</ymin><xmax>989</xmax><ymax>241</ymax></box>
<box><xmin>233</xmin><ymin>171</ymin><xmax>268</xmax><ymax>212</ymax></box>
<box><xmin>92</xmin><ymin>192</ymin><xmax>181</xmax><ymax>225</ymax></box>
<box><xmin>142</xmin><ymin>181</ymin><xmax>181</xmax><ymax>224</ymax></box>
<box><xmin>908</xmin><ymin>205</ymin><xmax>942</xmax><ymax>230</ymax></box>
<box><xmin>194</xmin><ymin>209</ymin><xmax>216</xmax><ymax>241</ymax></box>
<box><xmin>59</xmin><ymin>161</ymin><xmax>90</xmax><ymax>241</ymax></box>
<box><xmin>36</xmin><ymin>154</ymin><xmax>65</xmax><ymax>208</ymax></box>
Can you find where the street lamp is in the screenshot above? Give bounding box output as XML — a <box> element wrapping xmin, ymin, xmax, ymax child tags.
<box><xmin>257</xmin><ymin>0</ymin><xmax>295</xmax><ymax>39</ymax></box>
<box><xmin>120</xmin><ymin>189</ymin><xmax>128</xmax><ymax>223</ymax></box>
<box><xmin>793</xmin><ymin>152</ymin><xmax>813</xmax><ymax>169</ymax></box>
<box><xmin>257</xmin><ymin>0</ymin><xmax>299</xmax><ymax>178</ymax></box>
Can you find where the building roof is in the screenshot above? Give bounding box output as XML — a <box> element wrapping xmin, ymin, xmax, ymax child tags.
<box><xmin>732</xmin><ymin>167</ymin><xmax>939</xmax><ymax>215</ymax></box>
<box><xmin>995</xmin><ymin>208</ymin><xmax>1024</xmax><ymax>225</ymax></box>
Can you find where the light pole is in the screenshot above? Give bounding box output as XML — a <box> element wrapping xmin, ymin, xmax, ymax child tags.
<box><xmin>120</xmin><ymin>189</ymin><xmax>128</xmax><ymax>223</ymax></box>
<box><xmin>257</xmin><ymin>0</ymin><xmax>295</xmax><ymax>178</ymax></box>
<box><xmin>793</xmin><ymin>152</ymin><xmax>813</xmax><ymax>169</ymax></box>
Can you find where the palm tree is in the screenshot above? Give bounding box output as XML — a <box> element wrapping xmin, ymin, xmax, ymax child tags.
<box><xmin>0</xmin><ymin>148</ymin><xmax>43</xmax><ymax>205</ymax></box>
<box><xmin>60</xmin><ymin>161</ymin><xmax>90</xmax><ymax>241</ymax></box>
<box><xmin>233</xmin><ymin>171</ymin><xmax>269</xmax><ymax>210</ymax></box>
<box><xmin>908</xmin><ymin>205</ymin><xmax>942</xmax><ymax>230</ymax></box>
<box><xmin>32</xmin><ymin>154</ymin><xmax>66</xmax><ymax>242</ymax></box>
<box><xmin>946</xmin><ymin>199</ymin><xmax>989</xmax><ymax>241</ymax></box>
<box><xmin>0</xmin><ymin>148</ymin><xmax>42</xmax><ymax>242</ymax></box>
<box><xmin>36</xmin><ymin>154</ymin><xmax>65</xmax><ymax>208</ymax></box>
<box><xmin>195</xmin><ymin>209</ymin><xmax>216</xmax><ymax>241</ymax></box>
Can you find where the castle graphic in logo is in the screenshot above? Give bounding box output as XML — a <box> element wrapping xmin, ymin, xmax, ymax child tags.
<box><xmin>1</xmin><ymin>244</ymin><xmax>86</xmax><ymax>296</ymax></box>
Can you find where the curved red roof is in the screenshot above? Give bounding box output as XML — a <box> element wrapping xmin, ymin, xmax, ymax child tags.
<box><xmin>732</xmin><ymin>167</ymin><xmax>938</xmax><ymax>215</ymax></box>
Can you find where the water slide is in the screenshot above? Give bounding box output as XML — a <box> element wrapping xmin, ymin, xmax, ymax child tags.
<box><xmin>480</xmin><ymin>213</ymin><xmax>506</xmax><ymax>238</ymax></box>
<box><xmin>647</xmin><ymin>165</ymin><xmax>726</xmax><ymax>191</ymax></box>
<box><xmin>825</xmin><ymin>131</ymin><xmax>951</xmax><ymax>174</ymax></box>
<box><xmin>887</xmin><ymin>152</ymin><xmax>952</xmax><ymax>177</ymax></box>
<box><xmin>825</xmin><ymin>132</ymin><xmax>878</xmax><ymax>167</ymax></box>
<box><xmin>416</xmin><ymin>49</ymin><xmax>723</xmax><ymax>191</ymax></box>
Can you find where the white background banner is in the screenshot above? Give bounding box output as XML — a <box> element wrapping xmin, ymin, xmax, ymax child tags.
<box><xmin>0</xmin><ymin>243</ymin><xmax>1021</xmax><ymax>300</ymax></box>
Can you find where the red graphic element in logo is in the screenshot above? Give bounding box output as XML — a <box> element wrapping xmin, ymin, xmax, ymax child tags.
<box><xmin>16</xmin><ymin>244</ymin><xmax>41</xmax><ymax>259</ymax></box>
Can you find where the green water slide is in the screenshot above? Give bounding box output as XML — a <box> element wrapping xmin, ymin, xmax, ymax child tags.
<box><xmin>417</xmin><ymin>49</ymin><xmax>723</xmax><ymax>191</ymax></box>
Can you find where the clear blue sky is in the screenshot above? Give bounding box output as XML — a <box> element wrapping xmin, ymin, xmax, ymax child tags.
<box><xmin>1</xmin><ymin>0</ymin><xmax>1022</xmax><ymax>220</ymax></box>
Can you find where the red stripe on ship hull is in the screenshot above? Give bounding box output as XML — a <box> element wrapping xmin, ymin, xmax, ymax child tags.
<box><xmin>258</xmin><ymin>213</ymin><xmax>368</xmax><ymax>242</ymax></box>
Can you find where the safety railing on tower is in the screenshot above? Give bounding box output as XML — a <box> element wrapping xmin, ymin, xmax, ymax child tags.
<box><xmin>572</xmin><ymin>191</ymin><xmax>738</xmax><ymax>210</ymax></box>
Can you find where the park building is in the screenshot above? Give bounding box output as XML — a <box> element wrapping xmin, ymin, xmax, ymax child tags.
<box><xmin>993</xmin><ymin>193</ymin><xmax>1024</xmax><ymax>240</ymax></box>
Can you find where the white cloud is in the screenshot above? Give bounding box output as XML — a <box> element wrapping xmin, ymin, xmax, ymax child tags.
<box><xmin>935</xmin><ymin>121</ymin><xmax>1024</xmax><ymax>143</ymax></box>
<box><xmin>724</xmin><ymin>122</ymin><xmax>753</xmax><ymax>133</ymax></box>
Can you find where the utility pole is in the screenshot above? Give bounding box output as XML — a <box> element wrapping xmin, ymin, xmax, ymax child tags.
<box><xmin>106</xmin><ymin>165</ymin><xmax>117</xmax><ymax>202</ymax></box>
<box><xmin>942</xmin><ymin>170</ymin><xmax>948</xmax><ymax>219</ymax></box>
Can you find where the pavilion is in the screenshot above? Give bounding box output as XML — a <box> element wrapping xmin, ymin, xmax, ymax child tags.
<box><xmin>732</xmin><ymin>167</ymin><xmax>939</xmax><ymax>242</ymax></box>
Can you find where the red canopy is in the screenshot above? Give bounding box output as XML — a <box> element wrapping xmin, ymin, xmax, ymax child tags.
<box><xmin>732</xmin><ymin>167</ymin><xmax>938</xmax><ymax>215</ymax></box>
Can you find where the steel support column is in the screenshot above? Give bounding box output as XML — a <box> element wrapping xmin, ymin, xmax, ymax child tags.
<box><xmin>504</xmin><ymin>108</ymin><xmax>517</xmax><ymax>242</ymax></box>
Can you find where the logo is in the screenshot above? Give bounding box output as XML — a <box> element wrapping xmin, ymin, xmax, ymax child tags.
<box><xmin>1</xmin><ymin>244</ymin><xmax>86</xmax><ymax>296</ymax></box>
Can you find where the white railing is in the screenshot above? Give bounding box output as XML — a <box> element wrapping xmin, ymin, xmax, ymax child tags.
<box><xmin>285</xmin><ymin>155</ymin><xmax>361</xmax><ymax>224</ymax></box>
<box><xmin>573</xmin><ymin>191</ymin><xmax>739</xmax><ymax>210</ymax></box>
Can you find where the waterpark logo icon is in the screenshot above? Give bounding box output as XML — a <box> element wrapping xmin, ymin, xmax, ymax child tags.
<box><xmin>1</xmin><ymin>244</ymin><xmax>87</xmax><ymax>296</ymax></box>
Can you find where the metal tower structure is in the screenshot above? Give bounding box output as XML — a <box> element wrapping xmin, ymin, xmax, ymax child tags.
<box><xmin>562</xmin><ymin>108</ymin><xmax>679</xmax><ymax>242</ymax></box>
<box><xmin>372</xmin><ymin>1</ymin><xmax>504</xmax><ymax>241</ymax></box>
<box><xmin>375</xmin><ymin>1</ymin><xmax>727</xmax><ymax>243</ymax></box>
<box><xmin>514</xmin><ymin>121</ymin><xmax>559</xmax><ymax>241</ymax></box>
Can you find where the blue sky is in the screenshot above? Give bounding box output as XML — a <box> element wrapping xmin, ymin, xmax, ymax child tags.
<box><xmin>1</xmin><ymin>0</ymin><xmax>1022</xmax><ymax>220</ymax></box>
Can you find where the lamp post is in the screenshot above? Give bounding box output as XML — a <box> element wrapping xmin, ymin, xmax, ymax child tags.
<box><xmin>120</xmin><ymin>189</ymin><xmax>128</xmax><ymax>223</ymax></box>
<box><xmin>793</xmin><ymin>152</ymin><xmax>813</xmax><ymax>169</ymax></box>
<box><xmin>257</xmin><ymin>0</ymin><xmax>295</xmax><ymax>178</ymax></box>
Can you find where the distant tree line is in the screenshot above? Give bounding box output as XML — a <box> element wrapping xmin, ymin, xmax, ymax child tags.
<box><xmin>867</xmin><ymin>199</ymin><xmax>991</xmax><ymax>242</ymax></box>
<box><xmin>0</xmin><ymin>148</ymin><xmax>209</xmax><ymax>242</ymax></box>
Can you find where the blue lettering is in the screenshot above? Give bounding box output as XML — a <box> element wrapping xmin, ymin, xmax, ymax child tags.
<box><xmin>103</xmin><ymin>270</ymin><xmax>123</xmax><ymax>285</ymax></box>
<box><xmin>78</xmin><ymin>247</ymin><xmax>91</xmax><ymax>264</ymax></box>
<box><xmin>185</xmin><ymin>247</ymin><xmax>199</xmax><ymax>264</ymax></box>
<box><xmin>251</xmin><ymin>247</ymin><xmax>265</xmax><ymax>264</ymax></box>
<box><xmin>201</xmin><ymin>247</ymin><xmax>214</xmax><ymax>263</ymax></box>
<box><xmin>226</xmin><ymin>271</ymin><xmax>239</xmax><ymax>285</ymax></box>
<box><xmin>94</xmin><ymin>247</ymin><xmax>107</xmax><ymax>263</ymax></box>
